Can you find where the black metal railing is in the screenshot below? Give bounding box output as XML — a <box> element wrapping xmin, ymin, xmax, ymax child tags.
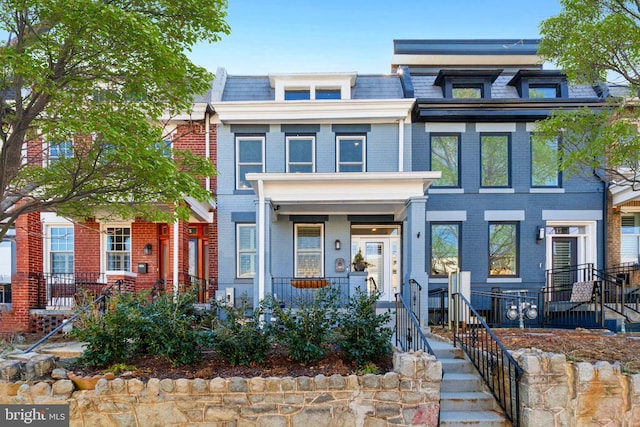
<box><xmin>271</xmin><ymin>277</ymin><xmax>349</xmax><ymax>308</ymax></box>
<box><xmin>395</xmin><ymin>291</ymin><xmax>434</xmax><ymax>355</ymax></box>
<box><xmin>408</xmin><ymin>278</ymin><xmax>422</xmax><ymax>324</ymax></box>
<box><xmin>179</xmin><ymin>275</ymin><xmax>215</xmax><ymax>304</ymax></box>
<box><xmin>39</xmin><ymin>272</ymin><xmax>106</xmax><ymax>309</ymax></box>
<box><xmin>24</xmin><ymin>279</ymin><xmax>123</xmax><ymax>353</ymax></box>
<box><xmin>451</xmin><ymin>292</ymin><xmax>522</xmax><ymax>426</ymax></box>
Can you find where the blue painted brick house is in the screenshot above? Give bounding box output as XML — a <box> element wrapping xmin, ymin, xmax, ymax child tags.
<box><xmin>210</xmin><ymin>39</ymin><xmax>607</xmax><ymax>323</ymax></box>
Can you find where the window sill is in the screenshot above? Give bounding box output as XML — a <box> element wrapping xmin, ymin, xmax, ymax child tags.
<box><xmin>530</xmin><ymin>188</ymin><xmax>565</xmax><ymax>193</ymax></box>
<box><xmin>479</xmin><ymin>188</ymin><xmax>514</xmax><ymax>194</ymax></box>
<box><xmin>486</xmin><ymin>277</ymin><xmax>522</xmax><ymax>283</ymax></box>
<box><xmin>429</xmin><ymin>188</ymin><xmax>464</xmax><ymax>194</ymax></box>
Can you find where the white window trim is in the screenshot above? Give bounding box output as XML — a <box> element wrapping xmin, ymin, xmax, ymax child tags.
<box><xmin>102</xmin><ymin>222</ymin><xmax>132</xmax><ymax>274</ymax></box>
<box><xmin>286</xmin><ymin>136</ymin><xmax>316</xmax><ymax>173</ymax></box>
<box><xmin>41</xmin><ymin>214</ymin><xmax>74</xmax><ymax>275</ymax></box>
<box><xmin>236</xmin><ymin>223</ymin><xmax>256</xmax><ymax>279</ymax></box>
<box><xmin>294</xmin><ymin>223</ymin><xmax>324</xmax><ymax>278</ymax></box>
<box><xmin>336</xmin><ymin>135</ymin><xmax>366</xmax><ymax>172</ymax></box>
<box><xmin>235</xmin><ymin>136</ymin><xmax>265</xmax><ymax>190</ymax></box>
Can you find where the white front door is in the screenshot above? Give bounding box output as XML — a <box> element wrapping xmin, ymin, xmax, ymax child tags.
<box><xmin>352</xmin><ymin>225</ymin><xmax>400</xmax><ymax>301</ymax></box>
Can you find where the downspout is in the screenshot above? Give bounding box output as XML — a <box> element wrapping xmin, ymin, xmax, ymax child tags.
<box><xmin>205</xmin><ymin>112</ymin><xmax>211</xmax><ymax>192</ymax></box>
<box><xmin>173</xmin><ymin>220</ymin><xmax>179</xmax><ymax>300</ymax></box>
<box><xmin>594</xmin><ymin>169</ymin><xmax>608</xmax><ymax>269</ymax></box>
<box><xmin>257</xmin><ymin>179</ymin><xmax>265</xmax><ymax>304</ymax></box>
<box><xmin>398</xmin><ymin>118</ymin><xmax>404</xmax><ymax>172</ymax></box>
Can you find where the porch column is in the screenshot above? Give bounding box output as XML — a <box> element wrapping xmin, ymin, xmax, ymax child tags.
<box><xmin>255</xmin><ymin>184</ymin><xmax>274</xmax><ymax>307</ymax></box>
<box><xmin>404</xmin><ymin>196</ymin><xmax>429</xmax><ymax>325</ymax></box>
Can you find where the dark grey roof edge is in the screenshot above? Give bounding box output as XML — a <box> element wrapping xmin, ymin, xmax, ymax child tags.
<box><xmin>393</xmin><ymin>39</ymin><xmax>540</xmax><ymax>55</ymax></box>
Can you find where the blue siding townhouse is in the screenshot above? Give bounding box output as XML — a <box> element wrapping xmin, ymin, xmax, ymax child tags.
<box><xmin>209</xmin><ymin>39</ymin><xmax>608</xmax><ymax>323</ymax></box>
<box><xmin>396</xmin><ymin>40</ymin><xmax>607</xmax><ymax>313</ymax></box>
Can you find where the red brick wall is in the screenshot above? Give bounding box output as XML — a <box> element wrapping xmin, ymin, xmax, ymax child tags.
<box><xmin>1</xmin><ymin>212</ymin><xmax>43</xmax><ymax>332</ymax></box>
<box><xmin>75</xmin><ymin>220</ymin><xmax>100</xmax><ymax>274</ymax></box>
<box><xmin>132</xmin><ymin>221</ymin><xmax>158</xmax><ymax>292</ymax></box>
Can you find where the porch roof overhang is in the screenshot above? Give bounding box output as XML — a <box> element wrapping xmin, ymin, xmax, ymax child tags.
<box><xmin>246</xmin><ymin>172</ymin><xmax>441</xmax><ymax>220</ymax></box>
<box><xmin>184</xmin><ymin>196</ymin><xmax>216</xmax><ymax>222</ymax></box>
<box><xmin>212</xmin><ymin>99</ymin><xmax>415</xmax><ymax>124</ymax></box>
<box><xmin>610</xmin><ymin>175</ymin><xmax>640</xmax><ymax>209</ymax></box>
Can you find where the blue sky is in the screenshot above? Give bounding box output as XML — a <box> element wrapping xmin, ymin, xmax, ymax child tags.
<box><xmin>188</xmin><ymin>0</ymin><xmax>562</xmax><ymax>75</ymax></box>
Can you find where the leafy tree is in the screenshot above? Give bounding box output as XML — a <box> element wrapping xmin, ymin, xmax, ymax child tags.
<box><xmin>0</xmin><ymin>0</ymin><xmax>230</xmax><ymax>240</ymax></box>
<box><xmin>536</xmin><ymin>0</ymin><xmax>640</xmax><ymax>185</ymax></box>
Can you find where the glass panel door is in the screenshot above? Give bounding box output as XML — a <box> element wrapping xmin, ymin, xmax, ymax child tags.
<box><xmin>552</xmin><ymin>237</ymin><xmax>577</xmax><ymax>289</ymax></box>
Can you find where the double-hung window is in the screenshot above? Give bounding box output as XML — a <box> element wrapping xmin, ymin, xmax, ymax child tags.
<box><xmin>337</xmin><ymin>135</ymin><xmax>365</xmax><ymax>172</ymax></box>
<box><xmin>106</xmin><ymin>227</ymin><xmax>131</xmax><ymax>271</ymax></box>
<box><xmin>531</xmin><ymin>134</ymin><xmax>560</xmax><ymax>187</ymax></box>
<box><xmin>236</xmin><ymin>224</ymin><xmax>256</xmax><ymax>278</ymax></box>
<box><xmin>155</xmin><ymin>139</ymin><xmax>172</xmax><ymax>158</ymax></box>
<box><xmin>286</xmin><ymin>136</ymin><xmax>315</xmax><ymax>173</ymax></box>
<box><xmin>489</xmin><ymin>222</ymin><xmax>518</xmax><ymax>277</ymax></box>
<box><xmin>50</xmin><ymin>227</ymin><xmax>74</xmax><ymax>274</ymax></box>
<box><xmin>430</xmin><ymin>223</ymin><xmax>460</xmax><ymax>276</ymax></box>
<box><xmin>622</xmin><ymin>214</ymin><xmax>640</xmax><ymax>264</ymax></box>
<box><xmin>431</xmin><ymin>134</ymin><xmax>460</xmax><ymax>187</ymax></box>
<box><xmin>236</xmin><ymin>136</ymin><xmax>265</xmax><ymax>190</ymax></box>
<box><xmin>49</xmin><ymin>141</ymin><xmax>73</xmax><ymax>163</ymax></box>
<box><xmin>481</xmin><ymin>134</ymin><xmax>510</xmax><ymax>187</ymax></box>
<box><xmin>295</xmin><ymin>224</ymin><xmax>323</xmax><ymax>277</ymax></box>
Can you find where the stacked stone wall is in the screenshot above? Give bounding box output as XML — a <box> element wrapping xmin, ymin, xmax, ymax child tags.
<box><xmin>0</xmin><ymin>352</ymin><xmax>441</xmax><ymax>427</ymax></box>
<box><xmin>513</xmin><ymin>348</ymin><xmax>640</xmax><ymax>426</ymax></box>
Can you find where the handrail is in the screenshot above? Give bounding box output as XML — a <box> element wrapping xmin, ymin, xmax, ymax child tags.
<box><xmin>394</xmin><ymin>292</ymin><xmax>434</xmax><ymax>356</ymax></box>
<box><xmin>23</xmin><ymin>280</ymin><xmax>123</xmax><ymax>354</ymax></box>
<box><xmin>408</xmin><ymin>278</ymin><xmax>422</xmax><ymax>323</ymax></box>
<box><xmin>452</xmin><ymin>291</ymin><xmax>522</xmax><ymax>426</ymax></box>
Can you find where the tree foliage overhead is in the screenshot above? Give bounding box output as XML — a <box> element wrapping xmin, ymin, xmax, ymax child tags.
<box><xmin>0</xmin><ymin>0</ymin><xmax>230</xmax><ymax>240</ymax></box>
<box><xmin>536</xmin><ymin>0</ymin><xmax>640</xmax><ymax>187</ymax></box>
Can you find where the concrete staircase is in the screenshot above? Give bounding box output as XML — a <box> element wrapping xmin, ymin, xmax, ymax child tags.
<box><xmin>427</xmin><ymin>336</ymin><xmax>511</xmax><ymax>427</ymax></box>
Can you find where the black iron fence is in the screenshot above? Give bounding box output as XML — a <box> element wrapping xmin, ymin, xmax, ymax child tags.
<box><xmin>451</xmin><ymin>292</ymin><xmax>522</xmax><ymax>426</ymax></box>
<box><xmin>271</xmin><ymin>277</ymin><xmax>349</xmax><ymax>308</ymax></box>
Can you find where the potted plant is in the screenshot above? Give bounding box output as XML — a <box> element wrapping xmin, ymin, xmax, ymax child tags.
<box><xmin>352</xmin><ymin>248</ymin><xmax>368</xmax><ymax>272</ymax></box>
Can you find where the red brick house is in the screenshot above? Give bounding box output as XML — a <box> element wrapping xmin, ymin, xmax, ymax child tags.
<box><xmin>0</xmin><ymin>102</ymin><xmax>218</xmax><ymax>335</ymax></box>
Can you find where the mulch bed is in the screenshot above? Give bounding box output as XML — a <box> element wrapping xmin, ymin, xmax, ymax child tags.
<box><xmin>430</xmin><ymin>327</ymin><xmax>640</xmax><ymax>373</ymax></box>
<box><xmin>69</xmin><ymin>345</ymin><xmax>394</xmax><ymax>381</ymax></box>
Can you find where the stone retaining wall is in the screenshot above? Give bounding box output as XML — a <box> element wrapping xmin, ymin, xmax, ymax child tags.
<box><xmin>0</xmin><ymin>351</ymin><xmax>442</xmax><ymax>427</ymax></box>
<box><xmin>513</xmin><ymin>348</ymin><xmax>640</xmax><ymax>426</ymax></box>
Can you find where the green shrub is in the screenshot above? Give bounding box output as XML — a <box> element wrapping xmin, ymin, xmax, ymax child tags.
<box><xmin>70</xmin><ymin>289</ymin><xmax>214</xmax><ymax>367</ymax></box>
<box><xmin>212</xmin><ymin>297</ymin><xmax>272</xmax><ymax>366</ymax></box>
<box><xmin>336</xmin><ymin>287</ymin><xmax>392</xmax><ymax>368</ymax></box>
<box><xmin>268</xmin><ymin>286</ymin><xmax>339</xmax><ymax>365</ymax></box>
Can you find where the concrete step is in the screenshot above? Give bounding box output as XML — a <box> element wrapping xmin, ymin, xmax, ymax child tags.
<box><xmin>439</xmin><ymin>410</ymin><xmax>510</xmax><ymax>427</ymax></box>
<box><xmin>441</xmin><ymin>372</ymin><xmax>483</xmax><ymax>393</ymax></box>
<box><xmin>440</xmin><ymin>391</ymin><xmax>497</xmax><ymax>411</ymax></box>
<box><xmin>440</xmin><ymin>358</ymin><xmax>475</xmax><ymax>374</ymax></box>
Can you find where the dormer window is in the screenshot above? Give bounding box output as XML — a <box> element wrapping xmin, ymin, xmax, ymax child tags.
<box><xmin>452</xmin><ymin>85</ymin><xmax>482</xmax><ymax>99</ymax></box>
<box><xmin>434</xmin><ymin>69</ymin><xmax>502</xmax><ymax>99</ymax></box>
<box><xmin>269</xmin><ymin>73</ymin><xmax>356</xmax><ymax>101</ymax></box>
<box><xmin>528</xmin><ymin>85</ymin><xmax>560</xmax><ymax>99</ymax></box>
<box><xmin>316</xmin><ymin>89</ymin><xmax>341</xmax><ymax>100</ymax></box>
<box><xmin>284</xmin><ymin>89</ymin><xmax>311</xmax><ymax>100</ymax></box>
<box><xmin>508</xmin><ymin>70</ymin><xmax>568</xmax><ymax>99</ymax></box>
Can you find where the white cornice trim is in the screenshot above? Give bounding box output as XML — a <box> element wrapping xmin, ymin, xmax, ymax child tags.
<box><xmin>391</xmin><ymin>53</ymin><xmax>543</xmax><ymax>67</ymax></box>
<box><xmin>213</xmin><ymin>99</ymin><xmax>415</xmax><ymax>124</ymax></box>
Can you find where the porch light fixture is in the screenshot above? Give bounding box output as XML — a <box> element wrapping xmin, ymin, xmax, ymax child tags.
<box><xmin>334</xmin><ymin>239</ymin><xmax>341</xmax><ymax>251</ymax></box>
<box><xmin>536</xmin><ymin>226</ymin><xmax>545</xmax><ymax>243</ymax></box>
<box><xmin>144</xmin><ymin>243</ymin><xmax>152</xmax><ymax>255</ymax></box>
